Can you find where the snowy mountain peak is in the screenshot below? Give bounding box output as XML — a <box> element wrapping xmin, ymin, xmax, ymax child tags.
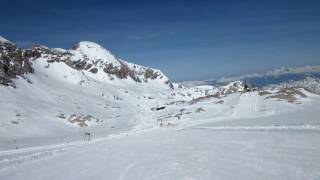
<box><xmin>71</xmin><ymin>41</ymin><xmax>121</xmax><ymax>66</ymax></box>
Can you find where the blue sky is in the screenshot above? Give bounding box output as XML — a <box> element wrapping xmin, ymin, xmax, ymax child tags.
<box><xmin>1</xmin><ymin>0</ymin><xmax>320</xmax><ymax>81</ymax></box>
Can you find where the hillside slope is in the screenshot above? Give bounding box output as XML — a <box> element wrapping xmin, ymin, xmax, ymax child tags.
<box><xmin>0</xmin><ymin>36</ymin><xmax>174</xmax><ymax>147</ymax></box>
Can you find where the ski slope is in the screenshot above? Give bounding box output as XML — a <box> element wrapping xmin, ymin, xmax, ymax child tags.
<box><xmin>1</xmin><ymin>93</ymin><xmax>320</xmax><ymax>180</ymax></box>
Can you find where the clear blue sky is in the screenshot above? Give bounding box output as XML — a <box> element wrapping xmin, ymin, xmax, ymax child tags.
<box><xmin>1</xmin><ymin>0</ymin><xmax>320</xmax><ymax>81</ymax></box>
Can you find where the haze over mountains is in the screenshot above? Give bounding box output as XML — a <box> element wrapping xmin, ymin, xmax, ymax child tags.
<box><xmin>182</xmin><ymin>65</ymin><xmax>320</xmax><ymax>87</ymax></box>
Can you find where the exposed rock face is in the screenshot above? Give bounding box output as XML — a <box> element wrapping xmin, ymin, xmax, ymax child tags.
<box><xmin>0</xmin><ymin>40</ymin><xmax>33</xmax><ymax>87</ymax></box>
<box><xmin>165</xmin><ymin>80</ymin><xmax>174</xmax><ymax>89</ymax></box>
<box><xmin>44</xmin><ymin>44</ymin><xmax>166</xmax><ymax>84</ymax></box>
<box><xmin>67</xmin><ymin>41</ymin><xmax>168</xmax><ymax>84</ymax></box>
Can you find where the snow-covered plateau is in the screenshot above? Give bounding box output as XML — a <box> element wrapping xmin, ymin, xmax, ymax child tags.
<box><xmin>1</xmin><ymin>36</ymin><xmax>320</xmax><ymax>180</ymax></box>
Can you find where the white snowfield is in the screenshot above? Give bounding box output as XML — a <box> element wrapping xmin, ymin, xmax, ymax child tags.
<box><xmin>1</xmin><ymin>39</ymin><xmax>320</xmax><ymax>179</ymax></box>
<box><xmin>1</xmin><ymin>88</ymin><xmax>320</xmax><ymax>180</ymax></box>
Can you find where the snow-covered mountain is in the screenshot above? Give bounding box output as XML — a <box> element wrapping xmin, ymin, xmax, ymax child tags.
<box><xmin>0</xmin><ymin>36</ymin><xmax>255</xmax><ymax>144</ymax></box>
<box><xmin>0</xmin><ymin>36</ymin><xmax>177</xmax><ymax>143</ymax></box>
<box><xmin>1</xmin><ymin>35</ymin><xmax>320</xmax><ymax>139</ymax></box>
<box><xmin>0</xmin><ymin>37</ymin><xmax>173</xmax><ymax>89</ymax></box>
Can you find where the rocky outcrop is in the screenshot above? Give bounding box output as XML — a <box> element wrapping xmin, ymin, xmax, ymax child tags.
<box><xmin>25</xmin><ymin>42</ymin><xmax>168</xmax><ymax>84</ymax></box>
<box><xmin>0</xmin><ymin>40</ymin><xmax>33</xmax><ymax>87</ymax></box>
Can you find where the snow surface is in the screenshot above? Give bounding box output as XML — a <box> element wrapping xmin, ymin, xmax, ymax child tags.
<box><xmin>51</xmin><ymin>48</ymin><xmax>67</xmax><ymax>53</ymax></box>
<box><xmin>1</xmin><ymin>96</ymin><xmax>320</xmax><ymax>180</ymax></box>
<box><xmin>1</xmin><ymin>82</ymin><xmax>320</xmax><ymax>180</ymax></box>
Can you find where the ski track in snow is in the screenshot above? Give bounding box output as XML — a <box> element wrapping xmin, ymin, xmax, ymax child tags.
<box><xmin>0</xmin><ymin>148</ymin><xmax>66</xmax><ymax>170</ymax></box>
<box><xmin>0</xmin><ymin>127</ymin><xmax>159</xmax><ymax>170</ymax></box>
<box><xmin>0</xmin><ymin>141</ymin><xmax>84</xmax><ymax>170</ymax></box>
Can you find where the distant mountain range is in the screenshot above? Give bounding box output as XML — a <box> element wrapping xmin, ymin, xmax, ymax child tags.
<box><xmin>182</xmin><ymin>65</ymin><xmax>320</xmax><ymax>88</ymax></box>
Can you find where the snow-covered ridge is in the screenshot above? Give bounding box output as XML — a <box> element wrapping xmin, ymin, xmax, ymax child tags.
<box><xmin>56</xmin><ymin>41</ymin><xmax>171</xmax><ymax>86</ymax></box>
<box><xmin>70</xmin><ymin>41</ymin><xmax>121</xmax><ymax>66</ymax></box>
<box><xmin>0</xmin><ymin>36</ymin><xmax>173</xmax><ymax>89</ymax></box>
<box><xmin>0</xmin><ymin>36</ymin><xmax>10</xmax><ymax>43</ymax></box>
